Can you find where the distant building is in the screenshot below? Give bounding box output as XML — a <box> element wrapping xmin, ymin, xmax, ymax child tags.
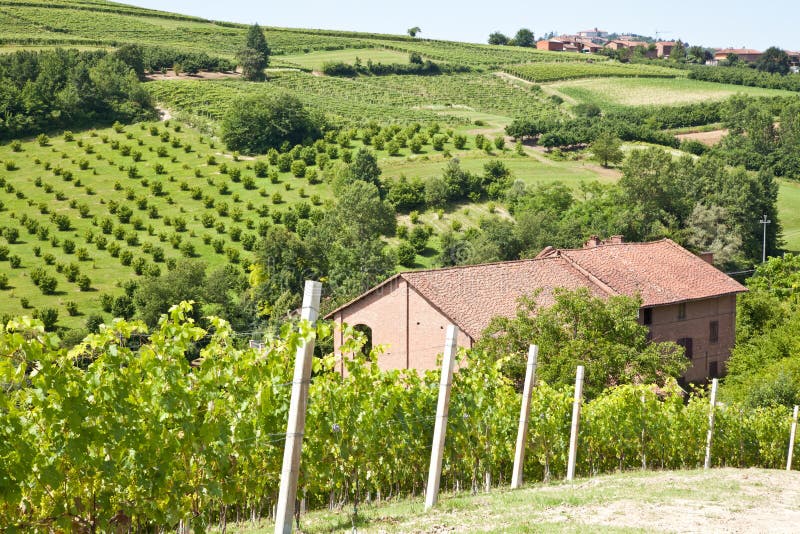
<box><xmin>577</xmin><ymin>27</ymin><xmax>608</xmax><ymax>41</ymax></box>
<box><xmin>713</xmin><ymin>48</ymin><xmax>763</xmax><ymax>64</ymax></box>
<box><xmin>605</xmin><ymin>39</ymin><xmax>648</xmax><ymax>51</ymax></box>
<box><xmin>656</xmin><ymin>41</ymin><xmax>676</xmax><ymax>58</ymax></box>
<box><xmin>536</xmin><ymin>39</ymin><xmax>564</xmax><ymax>52</ymax></box>
<box><xmin>328</xmin><ymin>238</ymin><xmax>747</xmax><ymax>383</ymax></box>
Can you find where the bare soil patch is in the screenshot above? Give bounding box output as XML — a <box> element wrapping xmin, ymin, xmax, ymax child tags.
<box><xmin>145</xmin><ymin>70</ymin><xmax>240</xmax><ymax>81</ymax></box>
<box><xmin>676</xmin><ymin>129</ymin><xmax>729</xmax><ymax>146</ymax></box>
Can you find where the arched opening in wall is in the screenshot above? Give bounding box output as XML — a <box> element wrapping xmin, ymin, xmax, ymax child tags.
<box><xmin>353</xmin><ymin>324</ymin><xmax>373</xmax><ymax>360</ymax></box>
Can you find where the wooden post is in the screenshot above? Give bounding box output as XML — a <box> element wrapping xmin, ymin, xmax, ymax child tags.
<box><xmin>704</xmin><ymin>378</ymin><xmax>718</xmax><ymax>470</ymax></box>
<box><xmin>274</xmin><ymin>281</ymin><xmax>322</xmax><ymax>534</ymax></box>
<box><xmin>566</xmin><ymin>365</ymin><xmax>584</xmax><ymax>482</ymax></box>
<box><xmin>787</xmin><ymin>405</ymin><xmax>799</xmax><ymax>471</ymax></box>
<box><xmin>424</xmin><ymin>325</ymin><xmax>459</xmax><ymax>510</ymax></box>
<box><xmin>511</xmin><ymin>345</ymin><xmax>538</xmax><ymax>489</ymax></box>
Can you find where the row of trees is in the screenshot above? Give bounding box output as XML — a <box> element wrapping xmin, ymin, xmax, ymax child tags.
<box><xmin>435</xmin><ymin>147</ymin><xmax>779</xmax><ymax>271</ymax></box>
<box><xmin>488</xmin><ymin>28</ymin><xmax>536</xmax><ymax>47</ymax></box>
<box><xmin>0</xmin><ymin>48</ymin><xmax>154</xmax><ymax>139</ymax></box>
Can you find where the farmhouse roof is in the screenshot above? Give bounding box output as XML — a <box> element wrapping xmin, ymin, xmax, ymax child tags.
<box><xmin>325</xmin><ymin>239</ymin><xmax>747</xmax><ymax>339</ymax></box>
<box><xmin>714</xmin><ymin>48</ymin><xmax>761</xmax><ymax>55</ymax></box>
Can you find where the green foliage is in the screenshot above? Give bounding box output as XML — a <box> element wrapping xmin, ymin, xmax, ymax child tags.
<box><xmin>504</xmin><ymin>61</ymin><xmax>682</xmax><ymax>83</ymax></box>
<box><xmin>477</xmin><ymin>288</ymin><xmax>687</xmax><ymax>397</ymax></box>
<box><xmin>590</xmin><ymin>131</ymin><xmax>623</xmax><ymax>167</ymax></box>
<box><xmin>0</xmin><ymin>49</ymin><xmax>154</xmax><ymax>140</ymax></box>
<box><xmin>221</xmin><ymin>93</ymin><xmax>323</xmax><ymax>154</ymax></box>
<box><xmin>0</xmin><ymin>311</ymin><xmax>793</xmax><ymax>530</ymax></box>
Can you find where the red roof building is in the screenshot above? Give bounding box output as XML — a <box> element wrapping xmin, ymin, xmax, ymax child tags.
<box><xmin>713</xmin><ymin>48</ymin><xmax>763</xmax><ymax>63</ymax></box>
<box><xmin>328</xmin><ymin>238</ymin><xmax>746</xmax><ymax>382</ymax></box>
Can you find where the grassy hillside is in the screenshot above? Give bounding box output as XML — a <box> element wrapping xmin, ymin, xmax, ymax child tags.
<box><xmin>0</xmin><ymin>118</ymin><xmax>611</xmax><ymax>328</ymax></box>
<box><xmin>222</xmin><ymin>468</ymin><xmax>800</xmax><ymax>533</ymax></box>
<box><xmin>548</xmin><ymin>76</ymin><xmax>796</xmax><ymax>110</ymax></box>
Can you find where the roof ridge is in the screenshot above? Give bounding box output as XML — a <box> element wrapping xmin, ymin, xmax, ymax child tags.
<box><xmin>400</xmin><ymin>255</ymin><xmax>560</xmax><ymax>277</ymax></box>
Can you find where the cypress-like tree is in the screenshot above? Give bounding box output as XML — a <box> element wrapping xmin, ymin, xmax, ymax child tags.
<box><xmin>239</xmin><ymin>23</ymin><xmax>270</xmax><ymax>81</ymax></box>
<box><xmin>246</xmin><ymin>23</ymin><xmax>270</xmax><ymax>62</ymax></box>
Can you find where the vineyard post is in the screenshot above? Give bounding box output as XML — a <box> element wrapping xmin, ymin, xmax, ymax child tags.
<box><xmin>566</xmin><ymin>365</ymin><xmax>584</xmax><ymax>482</ymax></box>
<box><xmin>704</xmin><ymin>378</ymin><xmax>718</xmax><ymax>470</ymax></box>
<box><xmin>511</xmin><ymin>344</ymin><xmax>538</xmax><ymax>489</ymax></box>
<box><xmin>274</xmin><ymin>280</ymin><xmax>322</xmax><ymax>534</ymax></box>
<box><xmin>787</xmin><ymin>405</ymin><xmax>799</xmax><ymax>471</ymax></box>
<box><xmin>425</xmin><ymin>324</ymin><xmax>459</xmax><ymax>510</ymax></box>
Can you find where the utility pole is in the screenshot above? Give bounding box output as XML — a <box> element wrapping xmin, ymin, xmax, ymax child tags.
<box><xmin>760</xmin><ymin>214</ymin><xmax>771</xmax><ymax>263</ymax></box>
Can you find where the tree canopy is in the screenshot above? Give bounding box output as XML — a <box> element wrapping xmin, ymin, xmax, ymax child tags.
<box><xmin>756</xmin><ymin>47</ymin><xmax>791</xmax><ymax>75</ymax></box>
<box><xmin>488</xmin><ymin>32</ymin><xmax>510</xmax><ymax>45</ymax></box>
<box><xmin>238</xmin><ymin>23</ymin><xmax>270</xmax><ymax>80</ymax></box>
<box><xmin>476</xmin><ymin>288</ymin><xmax>687</xmax><ymax>398</ymax></box>
<box><xmin>511</xmin><ymin>28</ymin><xmax>535</xmax><ymax>47</ymax></box>
<box><xmin>221</xmin><ymin>93</ymin><xmax>323</xmax><ymax>154</ymax></box>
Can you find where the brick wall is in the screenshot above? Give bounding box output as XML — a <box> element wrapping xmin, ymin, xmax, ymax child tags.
<box><xmin>332</xmin><ymin>278</ymin><xmax>473</xmax><ymax>374</ymax></box>
<box><xmin>646</xmin><ymin>295</ymin><xmax>737</xmax><ymax>382</ymax></box>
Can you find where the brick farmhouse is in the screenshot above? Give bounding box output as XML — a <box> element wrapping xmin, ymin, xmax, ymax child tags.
<box><xmin>327</xmin><ymin>238</ymin><xmax>747</xmax><ymax>383</ymax></box>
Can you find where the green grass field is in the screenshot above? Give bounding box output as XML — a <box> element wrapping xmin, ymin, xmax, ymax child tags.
<box><xmin>1</xmin><ymin>120</ymin><xmax>584</xmax><ymax>328</ymax></box>
<box><xmin>279</xmin><ymin>48</ymin><xmax>415</xmax><ymax>71</ymax></box>
<box><xmin>548</xmin><ymin>77</ymin><xmax>795</xmax><ymax>110</ymax></box>
<box><xmin>219</xmin><ymin>468</ymin><xmax>800</xmax><ymax>533</ymax></box>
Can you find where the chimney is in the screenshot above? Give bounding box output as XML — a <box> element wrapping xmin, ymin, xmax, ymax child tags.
<box><xmin>699</xmin><ymin>251</ymin><xmax>714</xmax><ymax>265</ymax></box>
<box><xmin>609</xmin><ymin>235</ymin><xmax>624</xmax><ymax>244</ymax></box>
<box><xmin>584</xmin><ymin>235</ymin><xmax>602</xmax><ymax>248</ymax></box>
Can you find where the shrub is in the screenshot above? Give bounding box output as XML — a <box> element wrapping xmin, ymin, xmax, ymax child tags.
<box><xmin>0</xmin><ymin>273</ymin><xmax>8</xmax><ymax>290</ymax></box>
<box><xmin>66</xmin><ymin>301</ymin><xmax>79</xmax><ymax>316</ymax></box>
<box><xmin>77</xmin><ymin>274</ymin><xmax>92</xmax><ymax>291</ymax></box>
<box><xmin>396</xmin><ymin>241</ymin><xmax>417</xmax><ymax>267</ymax></box>
<box><xmin>36</xmin><ymin>133</ymin><xmax>50</xmax><ymax>147</ymax></box>
<box><xmin>3</xmin><ymin>226</ymin><xmax>19</xmax><ymax>244</ymax></box>
<box><xmin>290</xmin><ymin>160</ymin><xmax>307</xmax><ymax>178</ymax></box>
<box><xmin>33</xmin><ymin>307</ymin><xmax>58</xmax><ymax>330</ymax></box>
<box><xmin>9</xmin><ymin>255</ymin><xmax>21</xmax><ymax>268</ymax></box>
<box><xmin>39</xmin><ymin>275</ymin><xmax>58</xmax><ymax>294</ymax></box>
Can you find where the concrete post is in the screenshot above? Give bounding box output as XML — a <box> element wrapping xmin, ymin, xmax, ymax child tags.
<box><xmin>787</xmin><ymin>405</ymin><xmax>799</xmax><ymax>471</ymax></box>
<box><xmin>511</xmin><ymin>345</ymin><xmax>538</xmax><ymax>489</ymax></box>
<box><xmin>704</xmin><ymin>378</ymin><xmax>718</xmax><ymax>470</ymax></box>
<box><xmin>424</xmin><ymin>325</ymin><xmax>459</xmax><ymax>510</ymax></box>
<box><xmin>566</xmin><ymin>365</ymin><xmax>584</xmax><ymax>482</ymax></box>
<box><xmin>274</xmin><ymin>281</ymin><xmax>322</xmax><ymax>534</ymax></box>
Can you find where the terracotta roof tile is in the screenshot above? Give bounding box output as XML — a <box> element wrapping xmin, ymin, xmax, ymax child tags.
<box><xmin>558</xmin><ymin>239</ymin><xmax>747</xmax><ymax>307</ymax></box>
<box><xmin>325</xmin><ymin>239</ymin><xmax>747</xmax><ymax>339</ymax></box>
<box><xmin>401</xmin><ymin>257</ymin><xmax>609</xmax><ymax>339</ymax></box>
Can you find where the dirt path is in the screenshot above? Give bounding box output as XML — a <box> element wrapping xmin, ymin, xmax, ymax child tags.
<box><xmin>675</xmin><ymin>129</ymin><xmax>729</xmax><ymax>146</ymax></box>
<box><xmin>145</xmin><ymin>70</ymin><xmax>240</xmax><ymax>81</ymax></box>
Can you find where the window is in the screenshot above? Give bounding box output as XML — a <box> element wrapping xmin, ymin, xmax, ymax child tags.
<box><xmin>677</xmin><ymin>337</ymin><xmax>693</xmax><ymax>359</ymax></box>
<box><xmin>709</xmin><ymin>321</ymin><xmax>719</xmax><ymax>344</ymax></box>
<box><xmin>642</xmin><ymin>308</ymin><xmax>653</xmax><ymax>325</ymax></box>
<box><xmin>677</xmin><ymin>302</ymin><xmax>687</xmax><ymax>320</ymax></box>
<box><xmin>709</xmin><ymin>361</ymin><xmax>719</xmax><ymax>378</ymax></box>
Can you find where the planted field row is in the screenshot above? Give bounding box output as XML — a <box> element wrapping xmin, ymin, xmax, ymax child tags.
<box><xmin>0</xmin><ymin>119</ymin><xmax>479</xmax><ymax>328</ymax></box>
<box><xmin>146</xmin><ymin>72</ymin><xmax>557</xmax><ymax>127</ymax></box>
<box><xmin>503</xmin><ymin>61</ymin><xmax>685</xmax><ymax>83</ymax></box>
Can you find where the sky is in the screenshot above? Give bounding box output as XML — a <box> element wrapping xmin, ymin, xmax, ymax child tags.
<box><xmin>122</xmin><ymin>0</ymin><xmax>800</xmax><ymax>51</ymax></box>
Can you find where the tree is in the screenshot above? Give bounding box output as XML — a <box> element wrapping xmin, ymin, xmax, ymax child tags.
<box><xmin>133</xmin><ymin>260</ymin><xmax>207</xmax><ymax>327</ymax></box>
<box><xmin>488</xmin><ymin>32</ymin><xmax>510</xmax><ymax>45</ymax></box>
<box><xmin>237</xmin><ymin>48</ymin><xmax>266</xmax><ymax>81</ymax></box>
<box><xmin>756</xmin><ymin>47</ymin><xmax>790</xmax><ymax>75</ymax></box>
<box><xmin>476</xmin><ymin>288</ymin><xmax>687</xmax><ymax>398</ymax></box>
<box><xmin>687</xmin><ymin>45</ymin><xmax>711</xmax><ymax>64</ymax></box>
<box><xmin>722</xmin><ymin>53</ymin><xmax>741</xmax><ymax>67</ymax></box>
<box><xmin>349</xmin><ymin>147</ymin><xmax>383</xmax><ymax>193</ymax></box>
<box><xmin>670</xmin><ymin>40</ymin><xmax>687</xmax><ymax>62</ymax></box>
<box><xmin>590</xmin><ymin>131</ymin><xmax>624</xmax><ymax>167</ymax></box>
<box><xmin>407</xmin><ymin>26</ymin><xmax>421</xmax><ymax>37</ymax></box>
<box><xmin>221</xmin><ymin>93</ymin><xmax>323</xmax><ymax>154</ymax></box>
<box><xmin>511</xmin><ymin>28</ymin><xmax>535</xmax><ymax>47</ymax></box>
<box><xmin>238</xmin><ymin>23</ymin><xmax>270</xmax><ymax>80</ymax></box>
<box><xmin>684</xmin><ymin>204</ymin><xmax>744</xmax><ymax>269</ymax></box>
<box><xmin>113</xmin><ymin>44</ymin><xmax>145</xmax><ymax>80</ymax></box>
